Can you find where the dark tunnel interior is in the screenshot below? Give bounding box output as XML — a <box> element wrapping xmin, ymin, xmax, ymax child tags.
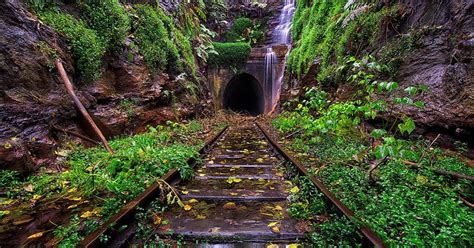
<box><xmin>223</xmin><ymin>73</ymin><xmax>265</xmax><ymax>116</ymax></box>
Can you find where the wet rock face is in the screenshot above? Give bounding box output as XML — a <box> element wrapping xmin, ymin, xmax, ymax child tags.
<box><xmin>393</xmin><ymin>0</ymin><xmax>473</xmax><ymax>141</ymax></box>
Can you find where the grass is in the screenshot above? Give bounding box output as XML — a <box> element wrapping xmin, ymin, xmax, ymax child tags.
<box><xmin>0</xmin><ymin>120</ymin><xmax>225</xmax><ymax>246</ymax></box>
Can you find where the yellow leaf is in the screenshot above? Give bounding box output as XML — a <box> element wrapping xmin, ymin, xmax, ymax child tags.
<box><xmin>196</xmin><ymin>214</ymin><xmax>206</xmax><ymax>219</ymax></box>
<box><xmin>271</xmin><ymin>226</ymin><xmax>281</xmax><ymax>234</ymax></box>
<box><xmin>81</xmin><ymin>211</ymin><xmax>94</xmax><ymax>218</ymax></box>
<box><xmin>188</xmin><ymin>199</ymin><xmax>198</xmax><ymax>204</ymax></box>
<box><xmin>162</xmin><ymin>159</ymin><xmax>169</xmax><ymax>164</ymax></box>
<box><xmin>267</xmin><ymin>222</ymin><xmax>279</xmax><ymax>227</ymax></box>
<box><xmin>198</xmin><ymin>173</ymin><xmax>206</xmax><ymax>177</ymax></box>
<box><xmin>223</xmin><ymin>202</ymin><xmax>236</xmax><ymax>210</ymax></box>
<box><xmin>152</xmin><ymin>213</ymin><xmax>162</xmax><ymax>225</ymax></box>
<box><xmin>67</xmin><ymin>187</ymin><xmax>76</xmax><ymax>193</ymax></box>
<box><xmin>85</xmin><ymin>166</ymin><xmax>94</xmax><ymax>172</ymax></box>
<box><xmin>27</xmin><ymin>232</ymin><xmax>43</xmax><ymax>240</ymax></box>
<box><xmin>266</xmin><ymin>245</ymin><xmax>279</xmax><ymax>248</ymax></box>
<box><xmin>229</xmin><ymin>192</ymin><xmax>239</xmax><ymax>196</ymax></box>
<box><xmin>32</xmin><ymin>195</ymin><xmax>41</xmax><ymax>201</ymax></box>
<box><xmin>70</xmin><ymin>197</ymin><xmax>82</xmax><ymax>201</ymax></box>
<box><xmin>0</xmin><ymin>210</ymin><xmax>10</xmax><ymax>216</ymax></box>
<box><xmin>24</xmin><ymin>184</ymin><xmax>34</xmax><ymax>192</ymax></box>
<box><xmin>256</xmin><ymin>158</ymin><xmax>264</xmax><ymax>163</ymax></box>
<box><xmin>3</xmin><ymin>142</ymin><xmax>12</xmax><ymax>149</ymax></box>
<box><xmin>288</xmin><ymin>244</ymin><xmax>300</xmax><ymax>248</ymax></box>
<box><xmin>181</xmin><ymin>190</ymin><xmax>189</xmax><ymax>195</ymax></box>
<box><xmin>183</xmin><ymin>205</ymin><xmax>192</xmax><ymax>211</ymax></box>
<box><xmin>67</xmin><ymin>204</ymin><xmax>78</xmax><ymax>209</ymax></box>
<box><xmin>290</xmin><ymin>186</ymin><xmax>300</xmax><ymax>194</ymax></box>
<box><xmin>274</xmin><ymin>205</ymin><xmax>283</xmax><ymax>211</ymax></box>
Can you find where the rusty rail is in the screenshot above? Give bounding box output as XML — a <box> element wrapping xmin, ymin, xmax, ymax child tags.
<box><xmin>255</xmin><ymin>122</ymin><xmax>385</xmax><ymax>248</ymax></box>
<box><xmin>55</xmin><ymin>59</ymin><xmax>114</xmax><ymax>154</ymax></box>
<box><xmin>79</xmin><ymin>126</ymin><xmax>228</xmax><ymax>247</ymax></box>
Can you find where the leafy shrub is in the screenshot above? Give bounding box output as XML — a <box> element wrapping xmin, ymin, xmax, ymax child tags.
<box><xmin>273</xmin><ymin>57</ymin><xmax>474</xmax><ymax>246</ymax></box>
<box><xmin>133</xmin><ymin>5</ymin><xmax>181</xmax><ymax>72</ymax></box>
<box><xmin>40</xmin><ymin>11</ymin><xmax>106</xmax><ymax>82</ymax></box>
<box><xmin>78</xmin><ymin>0</ymin><xmax>130</xmax><ymax>52</ymax></box>
<box><xmin>154</xmin><ymin>6</ymin><xmax>197</xmax><ymax>74</ymax></box>
<box><xmin>208</xmin><ymin>42</ymin><xmax>251</xmax><ymax>68</ymax></box>
<box><xmin>225</xmin><ymin>17</ymin><xmax>253</xmax><ymax>42</ymax></box>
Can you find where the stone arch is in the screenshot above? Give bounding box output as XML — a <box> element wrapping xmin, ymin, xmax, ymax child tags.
<box><xmin>223</xmin><ymin>73</ymin><xmax>265</xmax><ymax>116</ymax></box>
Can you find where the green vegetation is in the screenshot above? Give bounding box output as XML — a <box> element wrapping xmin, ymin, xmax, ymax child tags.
<box><xmin>273</xmin><ymin>57</ymin><xmax>474</xmax><ymax>246</ymax></box>
<box><xmin>78</xmin><ymin>0</ymin><xmax>131</xmax><ymax>52</ymax></box>
<box><xmin>133</xmin><ymin>5</ymin><xmax>180</xmax><ymax>72</ymax></box>
<box><xmin>225</xmin><ymin>17</ymin><xmax>264</xmax><ymax>45</ymax></box>
<box><xmin>288</xmin><ymin>1</ymin><xmax>405</xmax><ymax>85</ymax></box>
<box><xmin>39</xmin><ymin>10</ymin><xmax>106</xmax><ymax>82</ymax></box>
<box><xmin>208</xmin><ymin>42</ymin><xmax>251</xmax><ymax>68</ymax></box>
<box><xmin>1</xmin><ymin>121</ymin><xmax>220</xmax><ymax>246</ymax></box>
<box><xmin>29</xmin><ymin>1</ymin><xmax>202</xmax><ymax>81</ymax></box>
<box><xmin>225</xmin><ymin>17</ymin><xmax>252</xmax><ymax>41</ymax></box>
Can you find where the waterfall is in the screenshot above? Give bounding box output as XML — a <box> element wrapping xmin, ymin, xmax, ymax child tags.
<box><xmin>265</xmin><ymin>0</ymin><xmax>296</xmax><ymax>112</ymax></box>
<box><xmin>273</xmin><ymin>0</ymin><xmax>296</xmax><ymax>44</ymax></box>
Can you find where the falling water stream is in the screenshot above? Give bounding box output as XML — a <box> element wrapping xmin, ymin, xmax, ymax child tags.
<box><xmin>266</xmin><ymin>0</ymin><xmax>296</xmax><ymax>112</ymax></box>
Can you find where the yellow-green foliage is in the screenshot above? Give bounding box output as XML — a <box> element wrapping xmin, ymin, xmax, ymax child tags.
<box><xmin>133</xmin><ymin>5</ymin><xmax>196</xmax><ymax>74</ymax></box>
<box><xmin>78</xmin><ymin>0</ymin><xmax>131</xmax><ymax>52</ymax></box>
<box><xmin>39</xmin><ymin>11</ymin><xmax>106</xmax><ymax>82</ymax></box>
<box><xmin>288</xmin><ymin>1</ymin><xmax>401</xmax><ymax>85</ymax></box>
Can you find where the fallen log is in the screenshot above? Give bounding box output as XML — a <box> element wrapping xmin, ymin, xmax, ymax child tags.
<box><xmin>403</xmin><ymin>160</ymin><xmax>474</xmax><ymax>182</ymax></box>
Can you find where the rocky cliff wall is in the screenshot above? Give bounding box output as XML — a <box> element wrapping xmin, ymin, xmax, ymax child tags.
<box><xmin>0</xmin><ymin>0</ymin><xmax>210</xmax><ymax>173</ymax></box>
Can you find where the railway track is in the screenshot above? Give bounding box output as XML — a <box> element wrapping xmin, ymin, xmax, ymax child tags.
<box><xmin>80</xmin><ymin>122</ymin><xmax>384</xmax><ymax>247</ymax></box>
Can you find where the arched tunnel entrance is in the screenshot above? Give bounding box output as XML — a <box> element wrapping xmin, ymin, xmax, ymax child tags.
<box><xmin>223</xmin><ymin>73</ymin><xmax>265</xmax><ymax>116</ymax></box>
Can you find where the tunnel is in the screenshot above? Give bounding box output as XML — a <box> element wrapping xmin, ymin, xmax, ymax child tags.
<box><xmin>223</xmin><ymin>73</ymin><xmax>265</xmax><ymax>116</ymax></box>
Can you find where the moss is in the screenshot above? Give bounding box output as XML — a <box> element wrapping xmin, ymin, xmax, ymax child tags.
<box><xmin>78</xmin><ymin>0</ymin><xmax>130</xmax><ymax>52</ymax></box>
<box><xmin>39</xmin><ymin>10</ymin><xmax>106</xmax><ymax>82</ymax></box>
<box><xmin>288</xmin><ymin>1</ymin><xmax>403</xmax><ymax>86</ymax></box>
<box><xmin>133</xmin><ymin>5</ymin><xmax>180</xmax><ymax>72</ymax></box>
<box><xmin>225</xmin><ymin>17</ymin><xmax>253</xmax><ymax>42</ymax></box>
<box><xmin>208</xmin><ymin>42</ymin><xmax>251</xmax><ymax>68</ymax></box>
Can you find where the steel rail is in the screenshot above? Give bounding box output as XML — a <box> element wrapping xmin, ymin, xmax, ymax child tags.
<box><xmin>255</xmin><ymin>122</ymin><xmax>385</xmax><ymax>248</ymax></box>
<box><xmin>79</xmin><ymin>126</ymin><xmax>228</xmax><ymax>247</ymax></box>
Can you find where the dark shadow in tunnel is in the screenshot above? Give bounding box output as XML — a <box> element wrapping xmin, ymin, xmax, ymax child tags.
<box><xmin>223</xmin><ymin>73</ymin><xmax>265</xmax><ymax>116</ymax></box>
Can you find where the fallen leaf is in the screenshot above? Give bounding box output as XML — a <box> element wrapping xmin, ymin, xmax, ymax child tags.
<box><xmin>229</xmin><ymin>192</ymin><xmax>239</xmax><ymax>196</ymax></box>
<box><xmin>13</xmin><ymin>218</ymin><xmax>33</xmax><ymax>225</ymax></box>
<box><xmin>266</xmin><ymin>245</ymin><xmax>279</xmax><ymax>248</ymax></box>
<box><xmin>32</xmin><ymin>194</ymin><xmax>41</xmax><ymax>201</ymax></box>
<box><xmin>67</xmin><ymin>204</ymin><xmax>78</xmax><ymax>209</ymax></box>
<box><xmin>27</xmin><ymin>232</ymin><xmax>43</xmax><ymax>240</ymax></box>
<box><xmin>209</xmin><ymin>227</ymin><xmax>221</xmax><ymax>233</ymax></box>
<box><xmin>183</xmin><ymin>205</ymin><xmax>192</xmax><ymax>211</ymax></box>
<box><xmin>288</xmin><ymin>244</ymin><xmax>300</xmax><ymax>248</ymax></box>
<box><xmin>226</xmin><ymin>177</ymin><xmax>242</xmax><ymax>184</ymax></box>
<box><xmin>188</xmin><ymin>199</ymin><xmax>199</xmax><ymax>204</ymax></box>
<box><xmin>271</xmin><ymin>226</ymin><xmax>281</xmax><ymax>234</ymax></box>
<box><xmin>267</xmin><ymin>221</ymin><xmax>279</xmax><ymax>227</ymax></box>
<box><xmin>196</xmin><ymin>214</ymin><xmax>206</xmax><ymax>219</ymax></box>
<box><xmin>152</xmin><ymin>213</ymin><xmax>162</xmax><ymax>225</ymax></box>
<box><xmin>290</xmin><ymin>186</ymin><xmax>300</xmax><ymax>194</ymax></box>
<box><xmin>257</xmin><ymin>158</ymin><xmax>264</xmax><ymax>163</ymax></box>
<box><xmin>223</xmin><ymin>202</ymin><xmax>236</xmax><ymax>210</ymax></box>
<box><xmin>181</xmin><ymin>190</ymin><xmax>189</xmax><ymax>195</ymax></box>
<box><xmin>274</xmin><ymin>205</ymin><xmax>283</xmax><ymax>211</ymax></box>
<box><xmin>24</xmin><ymin>184</ymin><xmax>34</xmax><ymax>192</ymax></box>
